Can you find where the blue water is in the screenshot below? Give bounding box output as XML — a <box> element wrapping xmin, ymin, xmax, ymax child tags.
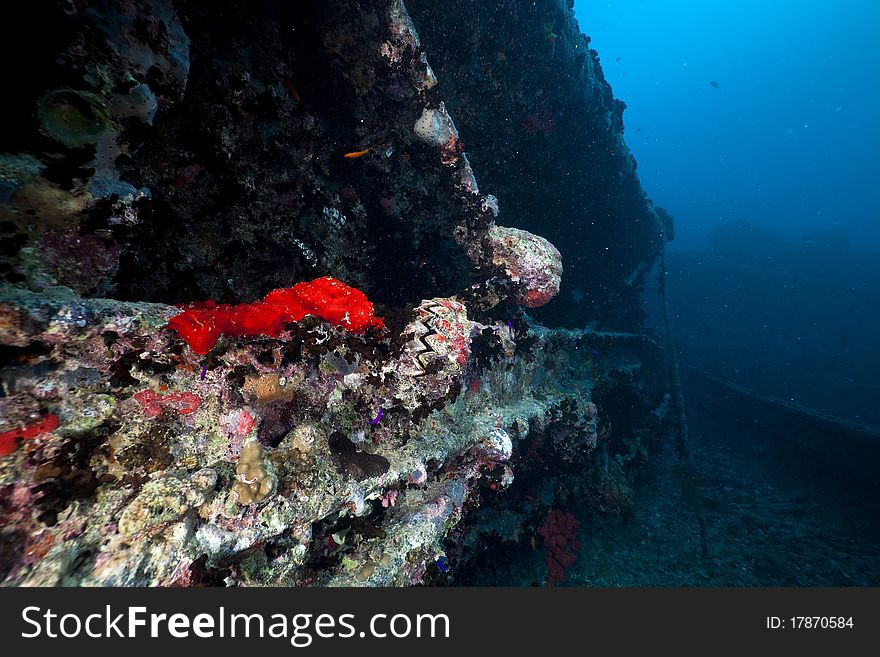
<box><xmin>576</xmin><ymin>0</ymin><xmax>880</xmax><ymax>249</ymax></box>
<box><xmin>574</xmin><ymin>0</ymin><xmax>880</xmax><ymax>432</ymax></box>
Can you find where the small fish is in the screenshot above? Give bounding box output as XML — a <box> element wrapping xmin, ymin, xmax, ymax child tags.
<box><xmin>344</xmin><ymin>148</ymin><xmax>371</xmax><ymax>159</ymax></box>
<box><xmin>709</xmin><ymin>80</ymin><xmax>720</xmax><ymax>88</ymax></box>
<box><xmin>841</xmin><ymin>334</ymin><xmax>849</xmax><ymax>350</ymax></box>
<box><xmin>435</xmin><ymin>556</ymin><xmax>450</xmax><ymax>573</ymax></box>
<box><xmin>633</xmin><ymin>127</ymin><xmax>643</xmax><ymax>133</ymax></box>
<box><xmin>615</xmin><ymin>57</ymin><xmax>621</xmax><ymax>62</ymax></box>
<box><xmin>370</xmin><ymin>408</ymin><xmax>383</xmax><ymax>425</ymax></box>
<box><xmin>200</xmin><ymin>365</ymin><xmax>207</xmax><ymax>381</ymax></box>
<box><xmin>530</xmin><ymin>535</ymin><xmax>537</xmax><ymax>550</ymax></box>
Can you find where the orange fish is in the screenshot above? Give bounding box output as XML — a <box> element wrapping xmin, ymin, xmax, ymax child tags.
<box><xmin>530</xmin><ymin>535</ymin><xmax>537</xmax><ymax>550</ymax></box>
<box><xmin>344</xmin><ymin>149</ymin><xmax>370</xmax><ymax>159</ymax></box>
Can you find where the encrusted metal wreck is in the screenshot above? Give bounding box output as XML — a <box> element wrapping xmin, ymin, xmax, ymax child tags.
<box><xmin>1</xmin><ymin>0</ymin><xmax>672</xmax><ymax>586</ymax></box>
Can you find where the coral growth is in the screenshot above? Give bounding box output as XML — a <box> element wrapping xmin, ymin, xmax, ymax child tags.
<box><xmin>231</xmin><ymin>441</ymin><xmax>276</xmax><ymax>505</ymax></box>
<box><xmin>36</xmin><ymin>89</ymin><xmax>111</xmax><ymax>148</ymax></box>
<box><xmin>478</xmin><ymin>225</ymin><xmax>563</xmax><ymax>308</ymax></box>
<box><xmin>133</xmin><ymin>390</ymin><xmax>201</xmax><ymax>418</ymax></box>
<box><xmin>0</xmin><ymin>0</ymin><xmax>668</xmax><ymax>588</ymax></box>
<box><xmin>538</xmin><ymin>509</ymin><xmax>581</xmax><ymax>586</ymax></box>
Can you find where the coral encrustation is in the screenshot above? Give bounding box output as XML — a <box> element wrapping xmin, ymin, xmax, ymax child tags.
<box><xmin>539</xmin><ymin>509</ymin><xmax>581</xmax><ymax>586</ymax></box>
<box><xmin>166</xmin><ymin>276</ymin><xmax>385</xmax><ymax>354</ymax></box>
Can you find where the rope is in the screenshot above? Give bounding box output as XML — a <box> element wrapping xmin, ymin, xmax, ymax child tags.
<box><xmin>657</xmin><ymin>233</ymin><xmax>713</xmax><ymax>573</ymax></box>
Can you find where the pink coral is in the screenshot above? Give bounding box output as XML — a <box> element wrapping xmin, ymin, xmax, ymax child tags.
<box><xmin>133</xmin><ymin>390</ymin><xmax>201</xmax><ymax>418</ymax></box>
<box><xmin>380</xmin><ymin>489</ymin><xmax>398</xmax><ymax>508</ymax></box>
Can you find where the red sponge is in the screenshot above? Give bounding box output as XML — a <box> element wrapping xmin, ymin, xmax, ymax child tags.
<box><xmin>0</xmin><ymin>413</ymin><xmax>60</xmax><ymax>456</ymax></box>
<box><xmin>538</xmin><ymin>509</ymin><xmax>581</xmax><ymax>586</ymax></box>
<box><xmin>167</xmin><ymin>276</ymin><xmax>384</xmax><ymax>355</ymax></box>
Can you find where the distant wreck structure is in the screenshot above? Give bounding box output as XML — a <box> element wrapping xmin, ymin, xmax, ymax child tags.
<box><xmin>0</xmin><ymin>0</ymin><xmax>672</xmax><ymax>586</ymax></box>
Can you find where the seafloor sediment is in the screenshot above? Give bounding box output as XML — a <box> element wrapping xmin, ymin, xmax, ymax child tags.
<box><xmin>0</xmin><ymin>0</ymin><xmax>670</xmax><ymax>586</ymax></box>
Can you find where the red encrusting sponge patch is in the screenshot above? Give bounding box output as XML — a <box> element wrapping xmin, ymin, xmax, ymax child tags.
<box><xmin>166</xmin><ymin>276</ymin><xmax>385</xmax><ymax>355</ymax></box>
<box><xmin>0</xmin><ymin>413</ymin><xmax>61</xmax><ymax>457</ymax></box>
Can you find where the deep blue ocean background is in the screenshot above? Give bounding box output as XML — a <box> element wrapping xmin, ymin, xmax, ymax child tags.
<box><xmin>576</xmin><ymin>0</ymin><xmax>880</xmax><ymax>249</ymax></box>
<box><xmin>577</xmin><ymin>0</ymin><xmax>880</xmax><ymax>429</ymax></box>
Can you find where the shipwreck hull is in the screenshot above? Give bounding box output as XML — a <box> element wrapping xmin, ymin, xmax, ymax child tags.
<box><xmin>1</xmin><ymin>0</ymin><xmax>669</xmax><ymax>586</ymax></box>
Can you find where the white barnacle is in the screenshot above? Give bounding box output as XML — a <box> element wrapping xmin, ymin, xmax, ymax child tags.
<box><xmin>293</xmin><ymin>239</ymin><xmax>318</xmax><ymax>266</ymax></box>
<box><xmin>322</xmin><ymin>206</ymin><xmax>346</xmax><ymax>229</ymax></box>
